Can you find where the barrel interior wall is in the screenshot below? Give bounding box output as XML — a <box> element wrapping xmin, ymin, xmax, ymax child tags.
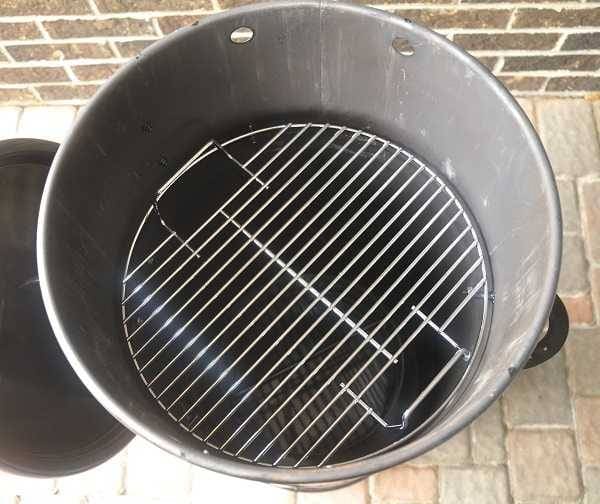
<box><xmin>121</xmin><ymin>123</ymin><xmax>490</xmax><ymax>469</ymax></box>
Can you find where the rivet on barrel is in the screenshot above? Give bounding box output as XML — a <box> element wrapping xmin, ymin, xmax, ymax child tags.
<box><xmin>230</xmin><ymin>26</ymin><xmax>254</xmax><ymax>44</ymax></box>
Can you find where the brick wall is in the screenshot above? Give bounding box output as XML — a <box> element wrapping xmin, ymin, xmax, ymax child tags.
<box><xmin>0</xmin><ymin>0</ymin><xmax>599</xmax><ymax>104</ymax></box>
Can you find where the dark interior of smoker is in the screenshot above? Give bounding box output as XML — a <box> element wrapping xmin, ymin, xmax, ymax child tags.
<box><xmin>122</xmin><ymin>124</ymin><xmax>488</xmax><ymax>467</ymax></box>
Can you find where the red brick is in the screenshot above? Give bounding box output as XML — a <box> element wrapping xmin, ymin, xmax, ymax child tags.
<box><xmin>393</xmin><ymin>8</ymin><xmax>511</xmax><ymax>29</ymax></box>
<box><xmin>503</xmin><ymin>55</ymin><xmax>600</xmax><ymax>72</ymax></box>
<box><xmin>547</xmin><ymin>77</ymin><xmax>600</xmax><ymax>92</ymax></box>
<box><xmin>499</xmin><ymin>76</ymin><xmax>546</xmax><ymax>92</ymax></box>
<box><xmin>36</xmin><ymin>84</ymin><xmax>99</xmax><ymax>101</ymax></box>
<box><xmin>219</xmin><ymin>0</ymin><xmax>255</xmax><ymax>7</ymax></box>
<box><xmin>7</xmin><ymin>43</ymin><xmax>113</xmax><ymax>62</ymax></box>
<box><xmin>158</xmin><ymin>15</ymin><xmax>204</xmax><ymax>34</ymax></box>
<box><xmin>116</xmin><ymin>40</ymin><xmax>156</xmax><ymax>58</ymax></box>
<box><xmin>0</xmin><ymin>87</ymin><xmax>38</xmax><ymax>102</ymax></box>
<box><xmin>0</xmin><ymin>0</ymin><xmax>90</xmax><ymax>15</ymax></box>
<box><xmin>580</xmin><ymin>179</ymin><xmax>600</xmax><ymax>263</ymax></box>
<box><xmin>72</xmin><ymin>64</ymin><xmax>121</xmax><ymax>81</ymax></box>
<box><xmin>476</xmin><ymin>56</ymin><xmax>497</xmax><ymax>71</ymax></box>
<box><xmin>44</xmin><ymin>18</ymin><xmax>154</xmax><ymax>39</ymax></box>
<box><xmin>0</xmin><ymin>22</ymin><xmax>41</xmax><ymax>41</ymax></box>
<box><xmin>455</xmin><ymin>33</ymin><xmax>559</xmax><ymax>51</ymax></box>
<box><xmin>513</xmin><ymin>7</ymin><xmax>600</xmax><ymax>28</ymax></box>
<box><xmin>563</xmin><ymin>32</ymin><xmax>600</xmax><ymax>51</ymax></box>
<box><xmin>0</xmin><ymin>67</ymin><xmax>69</xmax><ymax>84</ymax></box>
<box><xmin>95</xmin><ymin>0</ymin><xmax>211</xmax><ymax>12</ymax></box>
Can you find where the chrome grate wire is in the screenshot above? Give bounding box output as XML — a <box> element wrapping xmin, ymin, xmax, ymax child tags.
<box><xmin>121</xmin><ymin>123</ymin><xmax>491</xmax><ymax>468</ymax></box>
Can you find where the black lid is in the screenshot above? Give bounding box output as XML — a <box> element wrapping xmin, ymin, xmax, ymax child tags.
<box><xmin>0</xmin><ymin>138</ymin><xmax>133</xmax><ymax>477</ymax></box>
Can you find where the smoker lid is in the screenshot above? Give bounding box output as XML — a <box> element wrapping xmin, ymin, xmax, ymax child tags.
<box><xmin>0</xmin><ymin>138</ymin><xmax>133</xmax><ymax>477</ymax></box>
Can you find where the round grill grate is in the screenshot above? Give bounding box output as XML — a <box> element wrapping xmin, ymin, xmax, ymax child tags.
<box><xmin>121</xmin><ymin>123</ymin><xmax>491</xmax><ymax>468</ymax></box>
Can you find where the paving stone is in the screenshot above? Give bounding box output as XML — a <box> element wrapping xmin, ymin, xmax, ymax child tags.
<box><xmin>0</xmin><ymin>471</ymin><xmax>56</xmax><ymax>496</ymax></box>
<box><xmin>297</xmin><ymin>479</ymin><xmax>367</xmax><ymax>504</ymax></box>
<box><xmin>56</xmin><ymin>448</ymin><xmax>126</xmax><ymax>497</ymax></box>
<box><xmin>412</xmin><ymin>428</ymin><xmax>470</xmax><ymax>465</ymax></box>
<box><xmin>507</xmin><ymin>429</ymin><xmax>581</xmax><ymax>501</ymax></box>
<box><xmin>20</xmin><ymin>497</ymin><xmax>84</xmax><ymax>504</ymax></box>
<box><xmin>440</xmin><ymin>466</ymin><xmax>510</xmax><ymax>504</ymax></box>
<box><xmin>517</xmin><ymin>98</ymin><xmax>536</xmax><ymax>126</ymax></box>
<box><xmin>592</xmin><ymin>267</ymin><xmax>600</xmax><ymax>321</ymax></box>
<box><xmin>558</xmin><ymin>235</ymin><xmax>588</xmax><ymax>295</ymax></box>
<box><xmin>17</xmin><ymin>106</ymin><xmax>76</xmax><ymax>142</ymax></box>
<box><xmin>125</xmin><ymin>437</ymin><xmax>192</xmax><ymax>500</ymax></box>
<box><xmin>0</xmin><ymin>107</ymin><xmax>21</xmax><ymax>140</ymax></box>
<box><xmin>580</xmin><ymin>179</ymin><xmax>600</xmax><ymax>264</ymax></box>
<box><xmin>192</xmin><ymin>467</ymin><xmax>295</xmax><ymax>503</ymax></box>
<box><xmin>557</xmin><ymin>179</ymin><xmax>579</xmax><ymax>235</ymax></box>
<box><xmin>503</xmin><ymin>350</ymin><xmax>572</xmax><ymax>427</ymax></box>
<box><xmin>470</xmin><ymin>399</ymin><xmax>505</xmax><ymax>464</ymax></box>
<box><xmin>566</xmin><ymin>328</ymin><xmax>600</xmax><ymax>395</ymax></box>
<box><xmin>537</xmin><ymin>100</ymin><xmax>600</xmax><ymax>178</ymax></box>
<box><xmin>370</xmin><ymin>465</ymin><xmax>437</xmax><ymax>503</ymax></box>
<box><xmin>562</xmin><ymin>293</ymin><xmax>595</xmax><ymax>326</ymax></box>
<box><xmin>575</xmin><ymin>397</ymin><xmax>600</xmax><ymax>464</ymax></box>
<box><xmin>584</xmin><ymin>466</ymin><xmax>600</xmax><ymax>504</ymax></box>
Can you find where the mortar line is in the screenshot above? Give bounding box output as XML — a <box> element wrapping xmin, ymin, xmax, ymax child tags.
<box><xmin>493</xmin><ymin>56</ymin><xmax>505</xmax><ymax>73</ymax></box>
<box><xmin>28</xmin><ymin>86</ymin><xmax>42</xmax><ymax>102</ymax></box>
<box><xmin>563</xmin><ymin>347</ymin><xmax>587</xmax><ymax>501</ymax></box>
<box><xmin>553</xmin><ymin>32</ymin><xmax>569</xmax><ymax>51</ymax></box>
<box><xmin>34</xmin><ymin>19</ymin><xmax>51</xmax><ymax>40</ymax></box>
<box><xmin>151</xmin><ymin>18</ymin><xmax>164</xmax><ymax>37</ymax></box>
<box><xmin>86</xmin><ymin>0</ymin><xmax>101</xmax><ymax>15</ymax></box>
<box><xmin>108</xmin><ymin>40</ymin><xmax>122</xmax><ymax>58</ymax></box>
<box><xmin>0</xmin><ymin>45</ymin><xmax>15</xmax><ymax>62</ymax></box>
<box><xmin>506</xmin><ymin>7</ymin><xmax>518</xmax><ymax>30</ymax></box>
<box><xmin>63</xmin><ymin>63</ymin><xmax>79</xmax><ymax>82</ymax></box>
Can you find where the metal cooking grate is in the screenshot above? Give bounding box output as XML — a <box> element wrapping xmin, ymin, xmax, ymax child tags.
<box><xmin>121</xmin><ymin>123</ymin><xmax>491</xmax><ymax>468</ymax></box>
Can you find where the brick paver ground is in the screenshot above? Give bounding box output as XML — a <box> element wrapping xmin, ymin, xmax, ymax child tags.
<box><xmin>0</xmin><ymin>98</ymin><xmax>598</xmax><ymax>503</ymax></box>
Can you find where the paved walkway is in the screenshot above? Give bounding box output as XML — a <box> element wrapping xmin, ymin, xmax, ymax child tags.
<box><xmin>0</xmin><ymin>99</ymin><xmax>598</xmax><ymax>503</ymax></box>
